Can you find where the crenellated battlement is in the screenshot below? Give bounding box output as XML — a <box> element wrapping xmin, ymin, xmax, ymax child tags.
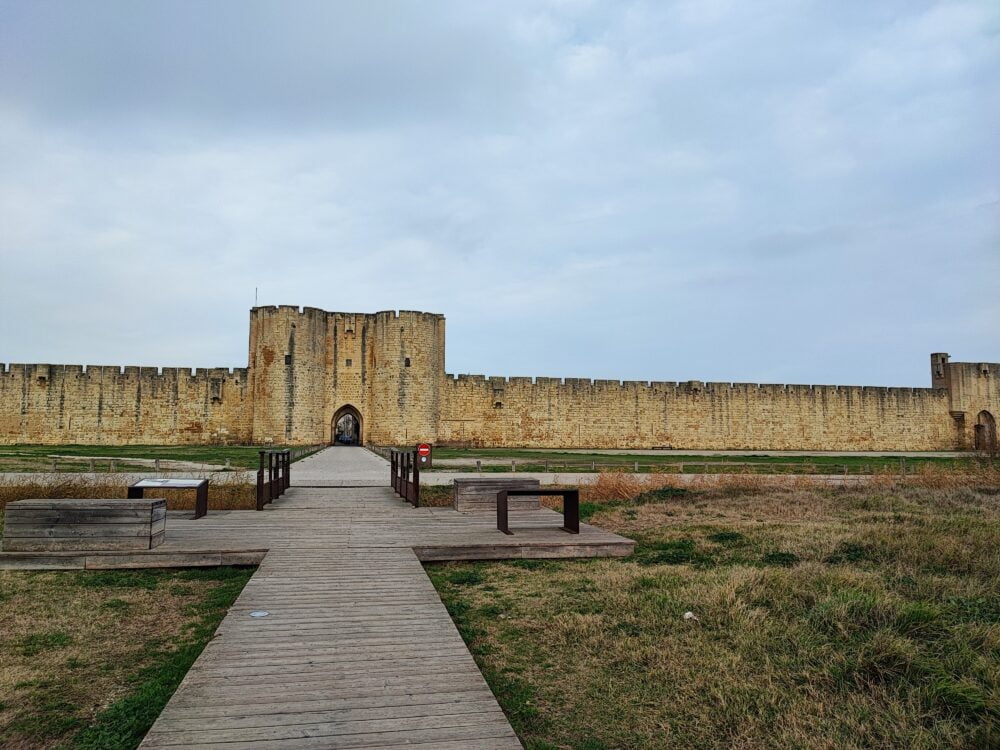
<box><xmin>1</xmin><ymin>363</ymin><xmax>249</xmax><ymax>381</ymax></box>
<box><xmin>251</xmin><ymin>305</ymin><xmax>444</xmax><ymax>322</ymax></box>
<box><xmin>442</xmin><ymin>372</ymin><xmax>945</xmax><ymax>397</ymax></box>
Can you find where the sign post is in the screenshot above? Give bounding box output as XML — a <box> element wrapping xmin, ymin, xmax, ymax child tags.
<box><xmin>416</xmin><ymin>443</ymin><xmax>433</xmax><ymax>469</ymax></box>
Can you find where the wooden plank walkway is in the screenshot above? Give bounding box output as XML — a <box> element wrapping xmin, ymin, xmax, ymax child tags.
<box><xmin>0</xmin><ymin>448</ymin><xmax>633</xmax><ymax>747</ymax></box>
<box><xmin>130</xmin><ymin>449</ymin><xmax>633</xmax><ymax>748</ymax></box>
<box><xmin>142</xmin><ymin>545</ymin><xmax>520</xmax><ymax>748</ymax></box>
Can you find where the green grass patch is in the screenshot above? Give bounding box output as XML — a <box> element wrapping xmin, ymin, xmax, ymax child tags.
<box><xmin>0</xmin><ymin>443</ymin><xmax>321</xmax><ymax>472</ymax></box>
<box><xmin>19</xmin><ymin>631</ymin><xmax>72</xmax><ymax>657</ymax></box>
<box><xmin>0</xmin><ymin>566</ymin><xmax>254</xmax><ymax>749</ymax></box>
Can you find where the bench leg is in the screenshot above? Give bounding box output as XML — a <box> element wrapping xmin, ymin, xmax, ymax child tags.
<box><xmin>195</xmin><ymin>484</ymin><xmax>208</xmax><ymax>520</ymax></box>
<box><xmin>497</xmin><ymin>490</ymin><xmax>512</xmax><ymax>535</ymax></box>
<box><xmin>561</xmin><ymin>490</ymin><xmax>580</xmax><ymax>534</ymax></box>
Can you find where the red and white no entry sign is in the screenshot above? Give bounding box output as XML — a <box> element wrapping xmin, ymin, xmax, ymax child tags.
<box><xmin>417</xmin><ymin>444</ymin><xmax>431</xmax><ymax>457</ymax></box>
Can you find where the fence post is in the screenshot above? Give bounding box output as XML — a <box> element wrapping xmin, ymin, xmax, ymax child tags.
<box><xmin>511</xmin><ymin>460</ymin><xmax>516</xmax><ymax>473</ymax></box>
<box><xmin>476</xmin><ymin>459</ymin><xmax>482</xmax><ymax>473</ymax></box>
<box><xmin>269</xmin><ymin>452</ymin><xmax>276</xmax><ymax>501</ymax></box>
<box><xmin>257</xmin><ymin>450</ymin><xmax>266</xmax><ymax>511</ymax></box>
<box><xmin>412</xmin><ymin>451</ymin><xmax>420</xmax><ymax>507</ymax></box>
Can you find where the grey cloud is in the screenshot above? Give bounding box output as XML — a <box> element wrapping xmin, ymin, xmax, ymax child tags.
<box><xmin>0</xmin><ymin>0</ymin><xmax>997</xmax><ymax>388</ymax></box>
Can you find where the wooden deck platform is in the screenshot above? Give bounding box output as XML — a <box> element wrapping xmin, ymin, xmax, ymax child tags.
<box><xmin>0</xmin><ymin>448</ymin><xmax>634</xmax><ymax>748</ymax></box>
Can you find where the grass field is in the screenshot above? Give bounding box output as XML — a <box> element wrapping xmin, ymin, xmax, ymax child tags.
<box><xmin>0</xmin><ymin>444</ymin><xmax>321</xmax><ymax>473</ymax></box>
<box><xmin>426</xmin><ymin>481</ymin><xmax>999</xmax><ymax>749</ymax></box>
<box><xmin>0</xmin><ymin>566</ymin><xmax>254</xmax><ymax>749</ymax></box>
<box><xmin>426</xmin><ymin>448</ymin><xmax>976</xmax><ymax>474</ymax></box>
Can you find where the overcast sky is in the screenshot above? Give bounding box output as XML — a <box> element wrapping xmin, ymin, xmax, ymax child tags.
<box><xmin>1</xmin><ymin>1</ymin><xmax>997</xmax><ymax>387</ymax></box>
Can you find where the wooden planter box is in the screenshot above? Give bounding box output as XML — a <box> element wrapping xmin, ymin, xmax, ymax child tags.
<box><xmin>453</xmin><ymin>478</ymin><xmax>541</xmax><ymax>513</ymax></box>
<box><xmin>1</xmin><ymin>499</ymin><xmax>166</xmax><ymax>552</ymax></box>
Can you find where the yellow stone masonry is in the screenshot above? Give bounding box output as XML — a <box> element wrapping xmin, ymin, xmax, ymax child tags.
<box><xmin>1</xmin><ymin>306</ymin><xmax>996</xmax><ymax>450</ymax></box>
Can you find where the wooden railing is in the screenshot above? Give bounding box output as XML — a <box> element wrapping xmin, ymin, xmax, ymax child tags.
<box><xmin>389</xmin><ymin>448</ymin><xmax>420</xmax><ymax>507</ymax></box>
<box><xmin>256</xmin><ymin>450</ymin><xmax>290</xmax><ymax>511</ymax></box>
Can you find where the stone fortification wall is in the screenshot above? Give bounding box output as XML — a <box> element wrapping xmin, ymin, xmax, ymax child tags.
<box><xmin>436</xmin><ymin>374</ymin><xmax>958</xmax><ymax>451</ymax></box>
<box><xmin>0</xmin><ymin>363</ymin><xmax>251</xmax><ymax>445</ymax></box>
<box><xmin>1</xmin><ymin>308</ymin><xmax>995</xmax><ymax>451</ymax></box>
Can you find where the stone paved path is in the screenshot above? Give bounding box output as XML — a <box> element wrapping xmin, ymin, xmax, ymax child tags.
<box><xmin>140</xmin><ymin>449</ymin><xmax>526</xmax><ymax>749</ymax></box>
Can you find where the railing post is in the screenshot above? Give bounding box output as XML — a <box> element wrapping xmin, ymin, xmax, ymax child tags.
<box><xmin>412</xmin><ymin>450</ymin><xmax>420</xmax><ymax>507</ymax></box>
<box><xmin>404</xmin><ymin>451</ymin><xmax>411</xmax><ymax>501</ymax></box>
<box><xmin>268</xmin><ymin>452</ymin><xmax>276</xmax><ymax>502</ymax></box>
<box><xmin>257</xmin><ymin>450</ymin><xmax>266</xmax><ymax>511</ymax></box>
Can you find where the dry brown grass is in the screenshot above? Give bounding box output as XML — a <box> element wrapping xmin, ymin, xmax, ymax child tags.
<box><xmin>0</xmin><ymin>474</ymin><xmax>257</xmax><ymax>513</ymax></box>
<box><xmin>577</xmin><ymin>460</ymin><xmax>1000</xmax><ymax>503</ymax></box>
<box><xmin>428</xmin><ymin>479</ymin><xmax>1000</xmax><ymax>749</ymax></box>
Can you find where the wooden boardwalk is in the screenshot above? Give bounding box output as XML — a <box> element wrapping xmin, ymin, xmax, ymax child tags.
<box><xmin>129</xmin><ymin>449</ymin><xmax>632</xmax><ymax>748</ymax></box>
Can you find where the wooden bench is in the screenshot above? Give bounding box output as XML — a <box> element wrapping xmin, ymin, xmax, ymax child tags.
<box><xmin>1</xmin><ymin>499</ymin><xmax>166</xmax><ymax>552</ymax></box>
<box><xmin>453</xmin><ymin>478</ymin><xmax>541</xmax><ymax>513</ymax></box>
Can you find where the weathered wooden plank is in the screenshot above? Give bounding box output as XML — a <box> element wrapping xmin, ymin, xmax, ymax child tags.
<box><xmin>6</xmin><ymin>498</ymin><xmax>166</xmax><ymax>510</ymax></box>
<box><xmin>0</xmin><ymin>553</ymin><xmax>88</xmax><ymax>569</ymax></box>
<box><xmin>85</xmin><ymin>552</ymin><xmax>223</xmax><ymax>569</ymax></box>
<box><xmin>152</xmin><ymin>698</ymin><xmax>506</xmax><ymax>730</ymax></box>
<box><xmin>158</xmin><ymin>689</ymin><xmax>498</xmax><ymax>719</ymax></box>
<box><xmin>143</xmin><ymin>711</ymin><xmax>514</xmax><ymax>744</ymax></box>
<box><xmin>3</xmin><ymin>508</ymin><xmax>166</xmax><ymax>523</ymax></box>
<box><xmin>4</xmin><ymin>537</ymin><xmax>156</xmax><ymax>552</ymax></box>
<box><xmin>141</xmin><ymin>723</ymin><xmax>520</xmax><ymax>749</ymax></box>
<box><xmin>4</xmin><ymin>523</ymin><xmax>159</xmax><ymax>538</ymax></box>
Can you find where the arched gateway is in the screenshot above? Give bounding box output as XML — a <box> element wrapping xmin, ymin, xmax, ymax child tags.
<box><xmin>332</xmin><ymin>405</ymin><xmax>363</xmax><ymax>446</ymax></box>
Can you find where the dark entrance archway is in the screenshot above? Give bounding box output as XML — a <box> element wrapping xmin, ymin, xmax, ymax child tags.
<box><xmin>975</xmin><ymin>410</ymin><xmax>996</xmax><ymax>454</ymax></box>
<box><xmin>331</xmin><ymin>405</ymin><xmax>363</xmax><ymax>446</ymax></box>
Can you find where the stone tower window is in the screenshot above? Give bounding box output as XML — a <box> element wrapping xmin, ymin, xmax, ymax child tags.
<box><xmin>404</xmin><ymin>358</ymin><xmax>411</xmax><ymax>367</ymax></box>
<box><xmin>494</xmin><ymin>401</ymin><xmax>503</xmax><ymax>409</ymax></box>
<box><xmin>345</xmin><ymin>359</ymin><xmax>352</xmax><ymax>367</ymax></box>
<box><xmin>284</xmin><ymin>354</ymin><xmax>291</xmax><ymax>365</ymax></box>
